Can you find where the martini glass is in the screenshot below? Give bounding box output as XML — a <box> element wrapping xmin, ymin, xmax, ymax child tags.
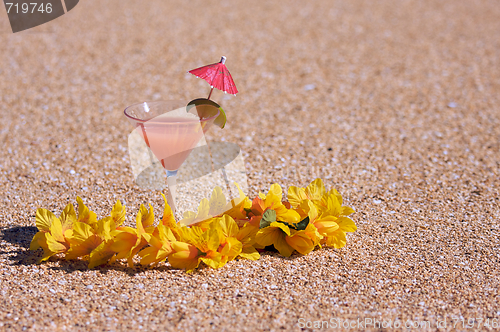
<box><xmin>124</xmin><ymin>100</ymin><xmax>220</xmax><ymax>213</ymax></box>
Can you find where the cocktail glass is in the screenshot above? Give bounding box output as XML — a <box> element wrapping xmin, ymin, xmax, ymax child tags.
<box><xmin>124</xmin><ymin>100</ymin><xmax>220</xmax><ymax>212</ymax></box>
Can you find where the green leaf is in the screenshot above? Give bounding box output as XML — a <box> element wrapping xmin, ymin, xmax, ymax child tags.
<box><xmin>259</xmin><ymin>209</ymin><xmax>276</xmax><ymax>229</ymax></box>
<box><xmin>294</xmin><ymin>216</ymin><xmax>310</xmax><ymax>231</ymax></box>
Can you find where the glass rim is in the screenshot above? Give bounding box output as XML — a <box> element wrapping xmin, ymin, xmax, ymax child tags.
<box><xmin>124</xmin><ymin>100</ymin><xmax>220</xmax><ymax>124</ymax></box>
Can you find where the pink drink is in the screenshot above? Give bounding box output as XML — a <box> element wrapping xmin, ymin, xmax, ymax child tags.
<box><xmin>125</xmin><ymin>100</ymin><xmax>220</xmax><ymax>214</ymax></box>
<box><xmin>124</xmin><ymin>100</ymin><xmax>219</xmax><ymax>173</ymax></box>
<box><xmin>137</xmin><ymin>116</ymin><xmax>204</xmax><ymax>171</ymax></box>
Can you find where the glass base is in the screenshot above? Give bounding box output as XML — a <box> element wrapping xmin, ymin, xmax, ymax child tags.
<box><xmin>166</xmin><ymin>170</ymin><xmax>178</xmax><ymax>177</ymax></box>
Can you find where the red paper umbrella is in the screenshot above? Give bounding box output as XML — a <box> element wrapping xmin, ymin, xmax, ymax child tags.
<box><xmin>189</xmin><ymin>56</ymin><xmax>238</xmax><ymax>100</ymax></box>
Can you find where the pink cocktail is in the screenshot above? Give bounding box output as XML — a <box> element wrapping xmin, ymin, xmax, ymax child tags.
<box><xmin>124</xmin><ymin>100</ymin><xmax>219</xmax><ymax>211</ymax></box>
<box><xmin>137</xmin><ymin>116</ymin><xmax>205</xmax><ymax>171</ymax></box>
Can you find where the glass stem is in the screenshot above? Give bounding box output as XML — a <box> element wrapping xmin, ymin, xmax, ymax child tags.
<box><xmin>166</xmin><ymin>170</ymin><xmax>178</xmax><ymax>213</ymax></box>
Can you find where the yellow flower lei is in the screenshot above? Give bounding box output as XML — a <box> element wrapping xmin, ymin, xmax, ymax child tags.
<box><xmin>29</xmin><ymin>179</ymin><xmax>356</xmax><ymax>272</ymax></box>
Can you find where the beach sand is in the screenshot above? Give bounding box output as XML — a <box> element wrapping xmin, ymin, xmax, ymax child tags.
<box><xmin>0</xmin><ymin>0</ymin><xmax>499</xmax><ymax>330</ymax></box>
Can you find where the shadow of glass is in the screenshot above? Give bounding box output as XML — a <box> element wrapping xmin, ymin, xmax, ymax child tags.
<box><xmin>133</xmin><ymin>141</ymin><xmax>241</xmax><ymax>187</ymax></box>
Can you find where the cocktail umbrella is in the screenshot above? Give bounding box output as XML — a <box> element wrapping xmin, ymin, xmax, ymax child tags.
<box><xmin>188</xmin><ymin>56</ymin><xmax>238</xmax><ymax>200</ymax></box>
<box><xmin>189</xmin><ymin>56</ymin><xmax>238</xmax><ymax>100</ymax></box>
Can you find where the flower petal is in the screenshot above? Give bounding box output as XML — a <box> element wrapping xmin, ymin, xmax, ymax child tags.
<box><xmin>111</xmin><ymin>200</ymin><xmax>126</xmax><ymax>227</ymax></box>
<box><xmin>305</xmin><ymin>178</ymin><xmax>326</xmax><ymax>201</ymax></box>
<box><xmin>217</xmin><ymin>215</ymin><xmax>239</xmax><ymax>238</ymax></box>
<box><xmin>287</xmin><ymin>186</ymin><xmax>308</xmax><ymax>207</ymax></box>
<box><xmin>200</xmin><ymin>252</ymin><xmax>221</xmax><ymax>269</ymax></box>
<box><xmin>286</xmin><ymin>231</ymin><xmax>314</xmax><ymax>255</ymax></box>
<box><xmin>46</xmin><ymin>233</ymin><xmax>68</xmax><ymax>253</ymax></box>
<box><xmin>273</xmin><ymin>234</ymin><xmax>295</xmax><ymax>257</ymax></box>
<box><xmin>326</xmin><ymin>231</ymin><xmax>347</xmax><ymax>248</ymax></box>
<box><xmin>49</xmin><ymin>217</ymin><xmax>66</xmax><ymax>244</ymax></box>
<box><xmin>342</xmin><ymin>206</ymin><xmax>355</xmax><ymax>216</ymax></box>
<box><xmin>89</xmin><ymin>241</ymin><xmax>115</xmax><ymax>268</ymax></box>
<box><xmin>138</xmin><ymin>246</ymin><xmax>161</xmax><ymax>266</ymax></box>
<box><xmin>220</xmin><ymin>237</ymin><xmax>242</xmax><ymax>257</ymax></box>
<box><xmin>59</xmin><ymin>203</ymin><xmax>76</xmax><ymax>231</ymax></box>
<box><xmin>270</xmin><ymin>221</ymin><xmax>291</xmax><ymax>236</ymax></box>
<box><xmin>35</xmin><ymin>208</ymin><xmax>56</xmax><ymax>232</ymax></box>
<box><xmin>76</xmin><ymin>196</ymin><xmax>97</xmax><ymax>225</ymax></box>
<box><xmin>256</xmin><ymin>227</ymin><xmax>280</xmax><ymax>247</ymax></box>
<box><xmin>337</xmin><ymin>217</ymin><xmax>357</xmax><ymax>232</ymax></box>
<box><xmin>238</xmin><ymin>246</ymin><xmax>260</xmax><ymax>260</ymax></box>
<box><xmin>30</xmin><ymin>232</ymin><xmax>46</xmax><ymax>251</ymax></box>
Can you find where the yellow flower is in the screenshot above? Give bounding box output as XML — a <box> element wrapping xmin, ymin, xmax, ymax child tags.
<box><xmin>29</xmin><ymin>178</ymin><xmax>357</xmax><ymax>271</ymax></box>
<box><xmin>255</xmin><ymin>205</ymin><xmax>322</xmax><ymax>257</ymax></box>
<box><xmin>76</xmin><ymin>196</ymin><xmax>96</xmax><ymax>225</ymax></box>
<box><xmin>180</xmin><ymin>183</ymin><xmax>251</xmax><ymax>228</ymax></box>
<box><xmin>285</xmin><ymin>223</ymin><xmax>321</xmax><ymax>255</ymax></box>
<box><xmin>179</xmin><ymin>186</ymin><xmax>226</xmax><ymax>227</ymax></box>
<box><xmin>315</xmin><ymin>188</ymin><xmax>354</xmax><ymax>217</ymax></box>
<box><xmin>138</xmin><ymin>224</ymin><xmax>175</xmax><ymax>266</ymax></box>
<box><xmin>211</xmin><ymin>215</ymin><xmax>243</xmax><ymax>265</ymax></box>
<box><xmin>236</xmin><ymin>222</ymin><xmax>260</xmax><ymax>260</ymax></box>
<box><xmin>247</xmin><ymin>184</ymin><xmax>302</xmax><ymax>238</ymax></box>
<box><xmin>88</xmin><ymin>234</ymin><xmax>116</xmax><ymax>269</ymax></box>
<box><xmin>159</xmin><ymin>193</ymin><xmax>181</xmax><ymax>240</ymax></box>
<box><xmin>30</xmin><ymin>203</ymin><xmax>76</xmax><ymax>262</ymax></box>
<box><xmin>87</xmin><ymin>200</ymin><xmax>128</xmax><ymax>268</ymax></box>
<box><xmin>180</xmin><ymin>196</ymin><xmax>212</xmax><ymax>227</ymax></box>
<box><xmin>288</xmin><ymin>178</ymin><xmax>326</xmax><ymax>207</ymax></box>
<box><xmin>65</xmin><ymin>218</ymin><xmax>109</xmax><ymax>260</ymax></box>
<box><xmin>300</xmin><ymin>194</ymin><xmax>357</xmax><ymax>249</ymax></box>
<box><xmin>322</xmin><ymin>217</ymin><xmax>357</xmax><ymax>248</ymax></box>
<box><xmin>300</xmin><ymin>200</ymin><xmax>338</xmax><ymax>238</ymax></box>
<box><xmin>89</xmin><ymin>210</ymin><xmax>125</xmax><ymax>268</ymax></box>
<box><xmin>192</xmin><ymin>228</ymin><xmax>222</xmax><ymax>269</ymax></box>
<box><xmin>108</xmin><ymin>203</ymin><xmax>154</xmax><ymax>267</ymax></box>
<box><xmin>259</xmin><ymin>184</ymin><xmax>301</xmax><ymax>222</ymax></box>
<box><xmin>168</xmin><ymin>241</ymin><xmax>200</xmax><ymax>272</ymax></box>
<box><xmin>110</xmin><ymin>199</ymin><xmax>126</xmax><ymax>228</ymax></box>
<box><xmin>255</xmin><ymin>221</ymin><xmax>294</xmax><ymax>257</ymax></box>
<box><xmin>171</xmin><ymin>226</ymin><xmax>221</xmax><ymax>271</ymax></box>
<box><xmin>107</xmin><ymin>228</ymin><xmax>137</xmax><ymax>259</ymax></box>
<box><xmin>65</xmin><ymin>200</ymin><xmax>125</xmax><ymax>268</ymax></box>
<box><xmin>320</xmin><ymin>191</ymin><xmax>356</xmax><ymax>247</ymax></box>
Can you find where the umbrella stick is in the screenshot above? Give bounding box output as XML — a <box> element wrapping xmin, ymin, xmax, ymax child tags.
<box><xmin>207</xmin><ymin>87</ymin><xmax>214</xmax><ymax>100</ymax></box>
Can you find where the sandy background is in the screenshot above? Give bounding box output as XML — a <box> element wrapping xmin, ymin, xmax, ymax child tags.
<box><xmin>1</xmin><ymin>0</ymin><xmax>499</xmax><ymax>330</ymax></box>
